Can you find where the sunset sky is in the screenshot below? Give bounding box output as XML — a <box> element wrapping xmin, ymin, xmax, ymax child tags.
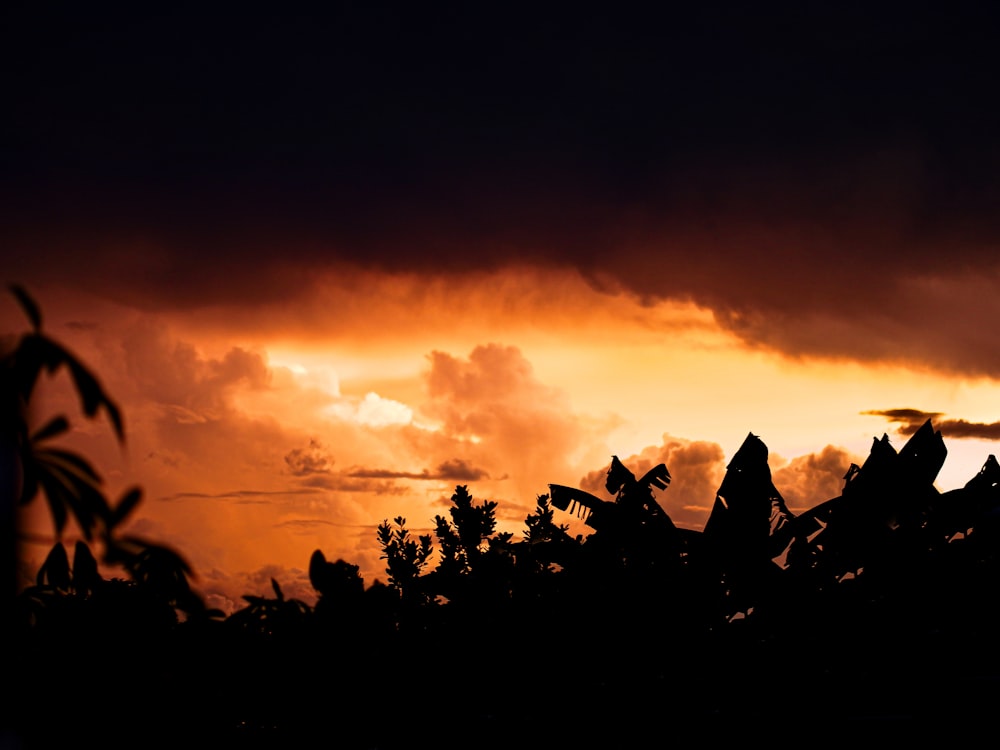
<box><xmin>4</xmin><ymin>4</ymin><xmax>1000</xmax><ymax>614</ymax></box>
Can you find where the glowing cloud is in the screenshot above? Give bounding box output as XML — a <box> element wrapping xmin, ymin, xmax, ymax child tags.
<box><xmin>326</xmin><ymin>391</ymin><xmax>414</xmax><ymax>427</ymax></box>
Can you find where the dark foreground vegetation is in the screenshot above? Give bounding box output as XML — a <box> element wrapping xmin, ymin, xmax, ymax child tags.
<box><xmin>3</xmin><ymin>286</ymin><xmax>999</xmax><ymax>747</ymax></box>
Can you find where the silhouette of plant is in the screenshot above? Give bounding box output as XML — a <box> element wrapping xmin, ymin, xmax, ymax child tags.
<box><xmin>3</xmin><ymin>285</ymin><xmax>122</xmax><ymax>541</ymax></box>
<box><xmin>226</xmin><ymin>577</ymin><xmax>312</xmax><ymax>636</ymax></box>
<box><xmin>429</xmin><ymin>485</ymin><xmax>517</xmax><ymax>605</ymax></box>
<box><xmin>517</xmin><ymin>492</ymin><xmax>577</xmax><ymax>574</ymax></box>
<box><xmin>549</xmin><ymin>456</ymin><xmax>684</xmax><ymax>587</ymax></box>
<box><xmin>11</xmin><ymin>284</ymin><xmax>1000</xmax><ymax>743</ymax></box>
<box><xmin>309</xmin><ymin>549</ymin><xmax>365</xmax><ymax>608</ymax></box>
<box><xmin>376</xmin><ymin>515</ymin><xmax>434</xmax><ymax>607</ymax></box>
<box><xmin>18</xmin><ymin>538</ymin><xmax>188</xmax><ymax>640</ymax></box>
<box><xmin>700</xmin><ymin>432</ymin><xmax>792</xmax><ymax>618</ymax></box>
<box><xmin>2</xmin><ymin>285</ymin><xmax>205</xmax><ymax>625</ymax></box>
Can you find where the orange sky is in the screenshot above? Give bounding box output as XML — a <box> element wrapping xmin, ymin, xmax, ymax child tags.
<box><xmin>6</xmin><ymin>268</ymin><xmax>1000</xmax><ymax>615</ymax></box>
<box><xmin>5</xmin><ymin>5</ymin><xmax>1000</xmax><ymax>613</ymax></box>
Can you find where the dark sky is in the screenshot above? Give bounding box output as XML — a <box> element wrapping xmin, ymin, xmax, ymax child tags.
<box><xmin>6</xmin><ymin>3</ymin><xmax>998</xmax><ymax>227</ymax></box>
<box><xmin>4</xmin><ymin>2</ymin><xmax>1000</xmax><ymax>375</ymax></box>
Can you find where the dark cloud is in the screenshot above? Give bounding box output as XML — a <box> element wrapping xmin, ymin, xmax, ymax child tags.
<box><xmin>433</xmin><ymin>459</ymin><xmax>489</xmax><ymax>482</ymax></box>
<box><xmin>5</xmin><ymin>4</ymin><xmax>1000</xmax><ymax>375</ymax></box>
<box><xmin>145</xmin><ymin>451</ymin><xmax>180</xmax><ymax>470</ymax></box>
<box><xmin>297</xmin><ymin>474</ymin><xmax>408</xmax><ymax>496</ymax></box>
<box><xmin>930</xmin><ymin>420</ymin><xmax>1000</xmax><ymax>440</ymax></box>
<box><xmin>64</xmin><ymin>321</ymin><xmax>98</xmax><ymax>331</ymax></box>
<box><xmin>866</xmin><ymin>408</ymin><xmax>1000</xmax><ymax>440</ymax></box>
<box><xmin>347</xmin><ymin>459</ymin><xmax>489</xmax><ymax>482</ymax></box>
<box><xmin>863</xmin><ymin>408</ymin><xmax>944</xmax><ymax>423</ymax></box>
<box><xmin>284</xmin><ymin>439</ymin><xmax>334</xmax><ymax>476</ymax></box>
<box><xmin>274</xmin><ymin>519</ymin><xmax>338</xmax><ymax>530</ymax></box>
<box><xmin>159</xmin><ymin>489</ymin><xmax>322</xmax><ymax>502</ymax></box>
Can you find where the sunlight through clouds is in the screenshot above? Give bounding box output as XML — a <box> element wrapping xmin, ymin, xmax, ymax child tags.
<box><xmin>326</xmin><ymin>391</ymin><xmax>414</xmax><ymax>427</ymax></box>
<box><xmin>269</xmin><ymin>357</ymin><xmax>342</xmax><ymax>396</ymax></box>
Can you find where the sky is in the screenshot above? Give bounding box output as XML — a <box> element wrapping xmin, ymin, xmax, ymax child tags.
<box><xmin>4</xmin><ymin>3</ymin><xmax>1000</xmax><ymax>614</ymax></box>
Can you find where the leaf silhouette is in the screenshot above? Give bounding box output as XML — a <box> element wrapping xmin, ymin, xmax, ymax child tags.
<box><xmin>36</xmin><ymin>543</ymin><xmax>71</xmax><ymax>589</ymax></box>
<box><xmin>71</xmin><ymin>541</ymin><xmax>101</xmax><ymax>594</ymax></box>
<box><xmin>29</xmin><ymin>415</ymin><xmax>70</xmax><ymax>443</ymax></box>
<box><xmin>15</xmin><ymin>332</ymin><xmax>124</xmax><ymax>443</ymax></box>
<box><xmin>66</xmin><ymin>357</ymin><xmax>124</xmax><ymax>443</ymax></box>
<box><xmin>637</xmin><ymin>463</ymin><xmax>671</xmax><ymax>491</ymax></box>
<box><xmin>10</xmin><ymin>283</ymin><xmax>42</xmax><ymax>331</ymax></box>
<box><xmin>547</xmin><ymin>483</ymin><xmax>608</xmax><ymax>524</ymax></box>
<box><xmin>110</xmin><ymin>486</ymin><xmax>144</xmax><ymax>529</ymax></box>
<box><xmin>30</xmin><ymin>447</ymin><xmax>110</xmax><ymax>538</ymax></box>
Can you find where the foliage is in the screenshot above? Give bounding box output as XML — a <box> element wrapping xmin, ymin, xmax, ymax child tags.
<box><xmin>226</xmin><ymin>577</ymin><xmax>312</xmax><ymax>636</ymax></box>
<box><xmin>432</xmin><ymin>485</ymin><xmax>512</xmax><ymax>579</ymax></box>
<box><xmin>8</xmin><ymin>285</ymin><xmax>1000</xmax><ymax>745</ymax></box>
<box><xmin>519</xmin><ymin>492</ymin><xmax>575</xmax><ymax>573</ymax></box>
<box><xmin>2</xmin><ymin>285</ymin><xmax>207</xmax><ymax>623</ymax></box>
<box><xmin>376</xmin><ymin>515</ymin><xmax>434</xmax><ymax>603</ymax></box>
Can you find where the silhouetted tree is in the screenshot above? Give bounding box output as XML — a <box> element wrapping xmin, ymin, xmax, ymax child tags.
<box><xmin>700</xmin><ymin>432</ymin><xmax>791</xmax><ymax>619</ymax></box>
<box><xmin>11</xmin><ymin>284</ymin><xmax>1000</xmax><ymax>744</ymax></box>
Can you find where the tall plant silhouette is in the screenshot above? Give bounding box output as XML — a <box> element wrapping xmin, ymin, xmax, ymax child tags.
<box><xmin>376</xmin><ymin>515</ymin><xmax>435</xmax><ymax>632</ymax></box>
<box><xmin>2</xmin><ymin>285</ymin><xmax>204</xmax><ymax>628</ymax></box>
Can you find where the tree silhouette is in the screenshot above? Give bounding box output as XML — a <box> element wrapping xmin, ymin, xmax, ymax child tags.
<box><xmin>376</xmin><ymin>515</ymin><xmax>435</xmax><ymax>610</ymax></box>
<box><xmin>8</xmin><ymin>285</ymin><xmax>1000</xmax><ymax>745</ymax></box>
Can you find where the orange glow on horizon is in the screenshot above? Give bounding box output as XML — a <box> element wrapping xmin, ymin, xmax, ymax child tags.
<box><xmin>7</xmin><ymin>267</ymin><xmax>1000</xmax><ymax>612</ymax></box>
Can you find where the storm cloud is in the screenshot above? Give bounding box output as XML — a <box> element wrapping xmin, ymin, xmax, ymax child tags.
<box><xmin>6</xmin><ymin>4</ymin><xmax>1000</xmax><ymax>378</ymax></box>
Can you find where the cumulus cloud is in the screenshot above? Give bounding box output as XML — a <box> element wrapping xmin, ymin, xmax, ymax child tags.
<box><xmin>425</xmin><ymin>344</ymin><xmax>546</xmax><ymax>409</ymax></box>
<box><xmin>326</xmin><ymin>391</ymin><xmax>413</xmax><ymax>427</ymax></box>
<box><xmin>771</xmin><ymin>445</ymin><xmax>862</xmax><ymax>512</ymax></box>
<box><xmin>415</xmin><ymin>343</ymin><xmax>604</xmax><ymax>519</ymax></box>
<box><xmin>36</xmin><ymin>318</ymin><xmax>433</xmax><ymax>590</ymax></box>
<box><xmin>576</xmin><ymin>435</ymin><xmax>727</xmax><ymax>531</ymax></box>
<box><xmin>121</xmin><ymin>319</ymin><xmax>271</xmax><ymax>422</ymax></box>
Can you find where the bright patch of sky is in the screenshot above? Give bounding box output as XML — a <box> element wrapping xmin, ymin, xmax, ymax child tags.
<box><xmin>325</xmin><ymin>391</ymin><xmax>414</xmax><ymax>427</ymax></box>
